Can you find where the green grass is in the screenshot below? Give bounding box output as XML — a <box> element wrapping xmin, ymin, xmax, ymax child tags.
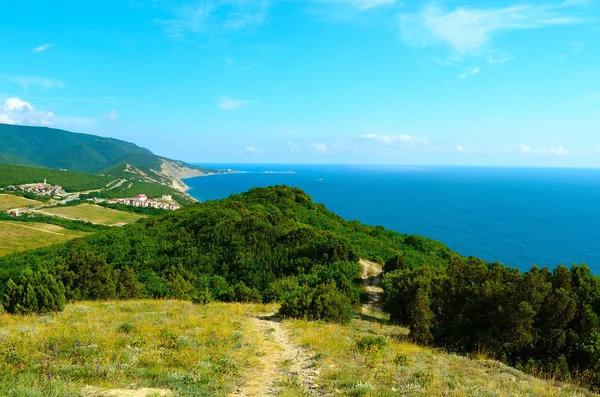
<box><xmin>38</xmin><ymin>204</ymin><xmax>144</xmax><ymax>226</ymax></box>
<box><xmin>0</xmin><ymin>194</ymin><xmax>39</xmax><ymax>210</ymax></box>
<box><xmin>0</xmin><ymin>221</ymin><xmax>88</xmax><ymax>256</ymax></box>
<box><xmin>281</xmin><ymin>317</ymin><xmax>598</xmax><ymax>397</ymax></box>
<box><xmin>0</xmin><ymin>301</ymin><xmax>276</xmax><ymax>397</ymax></box>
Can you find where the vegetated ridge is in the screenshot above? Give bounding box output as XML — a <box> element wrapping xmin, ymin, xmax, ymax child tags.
<box><xmin>0</xmin><ymin>123</ymin><xmax>216</xmax><ymax>200</ymax></box>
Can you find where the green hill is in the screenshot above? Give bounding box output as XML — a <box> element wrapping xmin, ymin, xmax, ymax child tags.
<box><xmin>0</xmin><ymin>163</ymin><xmax>114</xmax><ymax>192</ymax></box>
<box><xmin>0</xmin><ymin>123</ymin><xmax>213</xmax><ymax>176</ymax></box>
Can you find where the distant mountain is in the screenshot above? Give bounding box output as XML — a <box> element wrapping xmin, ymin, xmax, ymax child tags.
<box><xmin>0</xmin><ymin>124</ymin><xmax>216</xmax><ymax>201</ymax></box>
<box><xmin>0</xmin><ymin>123</ymin><xmax>212</xmax><ymax>177</ymax></box>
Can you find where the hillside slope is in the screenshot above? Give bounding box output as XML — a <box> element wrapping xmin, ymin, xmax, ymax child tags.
<box><xmin>0</xmin><ymin>123</ymin><xmax>214</xmax><ymax>180</ymax></box>
<box><xmin>0</xmin><ymin>300</ymin><xmax>595</xmax><ymax>397</ymax></box>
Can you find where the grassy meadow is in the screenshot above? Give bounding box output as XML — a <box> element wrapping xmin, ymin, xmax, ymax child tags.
<box><xmin>0</xmin><ymin>194</ymin><xmax>39</xmax><ymax>211</ymax></box>
<box><xmin>0</xmin><ymin>301</ymin><xmax>277</xmax><ymax>397</ymax></box>
<box><xmin>39</xmin><ymin>204</ymin><xmax>144</xmax><ymax>226</ymax></box>
<box><xmin>0</xmin><ymin>221</ymin><xmax>88</xmax><ymax>256</ymax></box>
<box><xmin>281</xmin><ymin>312</ymin><xmax>597</xmax><ymax>397</ymax></box>
<box><xmin>1</xmin><ymin>300</ymin><xmax>598</xmax><ymax>397</ymax></box>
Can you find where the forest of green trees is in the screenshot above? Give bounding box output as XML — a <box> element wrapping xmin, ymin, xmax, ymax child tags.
<box><xmin>0</xmin><ymin>164</ymin><xmax>114</xmax><ymax>192</ymax></box>
<box><xmin>382</xmin><ymin>255</ymin><xmax>600</xmax><ymax>388</ymax></box>
<box><xmin>2</xmin><ymin>185</ymin><xmax>600</xmax><ymax>389</ymax></box>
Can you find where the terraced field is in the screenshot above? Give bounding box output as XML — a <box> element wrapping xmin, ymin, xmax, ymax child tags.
<box><xmin>38</xmin><ymin>203</ymin><xmax>144</xmax><ymax>226</ymax></box>
<box><xmin>0</xmin><ymin>221</ymin><xmax>88</xmax><ymax>256</ymax></box>
<box><xmin>0</xmin><ymin>194</ymin><xmax>38</xmax><ymax>211</ymax></box>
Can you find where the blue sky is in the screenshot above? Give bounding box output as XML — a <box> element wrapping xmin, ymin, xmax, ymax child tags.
<box><xmin>1</xmin><ymin>0</ymin><xmax>599</xmax><ymax>166</ymax></box>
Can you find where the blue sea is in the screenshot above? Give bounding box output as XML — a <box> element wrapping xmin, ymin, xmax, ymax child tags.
<box><xmin>185</xmin><ymin>165</ymin><xmax>600</xmax><ymax>273</ymax></box>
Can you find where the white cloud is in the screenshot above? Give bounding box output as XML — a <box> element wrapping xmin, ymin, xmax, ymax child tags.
<box><xmin>457</xmin><ymin>67</ymin><xmax>480</xmax><ymax>79</ymax></box>
<box><xmin>362</xmin><ymin>134</ymin><xmax>429</xmax><ymax>144</ymax></box>
<box><xmin>0</xmin><ymin>97</ymin><xmax>54</xmax><ymax>126</ymax></box>
<box><xmin>287</xmin><ymin>141</ymin><xmax>299</xmax><ymax>153</ymax></box>
<box><xmin>311</xmin><ymin>142</ymin><xmax>328</xmax><ymax>153</ymax></box>
<box><xmin>0</xmin><ymin>97</ymin><xmax>97</xmax><ymax>128</ymax></box>
<box><xmin>245</xmin><ymin>146</ymin><xmax>266</xmax><ymax>153</ymax></box>
<box><xmin>519</xmin><ymin>144</ymin><xmax>570</xmax><ymax>155</ymax></box>
<box><xmin>487</xmin><ymin>50</ymin><xmax>514</xmax><ymax>64</ymax></box>
<box><xmin>400</xmin><ymin>2</ymin><xmax>588</xmax><ymax>56</ymax></box>
<box><xmin>105</xmin><ymin>109</ymin><xmax>119</xmax><ymax>122</ymax></box>
<box><xmin>0</xmin><ymin>75</ymin><xmax>64</xmax><ymax>90</ymax></box>
<box><xmin>549</xmin><ymin>146</ymin><xmax>569</xmax><ymax>155</ymax></box>
<box><xmin>4</xmin><ymin>97</ymin><xmax>34</xmax><ymax>112</ymax></box>
<box><xmin>456</xmin><ymin>145</ymin><xmax>468</xmax><ymax>153</ymax></box>
<box><xmin>216</xmin><ymin>96</ymin><xmax>257</xmax><ymax>111</ymax></box>
<box><xmin>155</xmin><ymin>0</ymin><xmax>271</xmax><ymax>38</ymax></box>
<box><xmin>32</xmin><ymin>44</ymin><xmax>52</xmax><ymax>53</ymax></box>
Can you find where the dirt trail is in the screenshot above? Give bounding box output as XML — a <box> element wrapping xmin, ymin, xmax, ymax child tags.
<box><xmin>359</xmin><ymin>259</ymin><xmax>383</xmax><ymax>313</ymax></box>
<box><xmin>232</xmin><ymin>314</ymin><xmax>321</xmax><ymax>397</ymax></box>
<box><xmin>11</xmin><ymin>223</ymin><xmax>67</xmax><ymax>236</ymax></box>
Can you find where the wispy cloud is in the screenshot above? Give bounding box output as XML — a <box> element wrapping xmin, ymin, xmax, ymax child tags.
<box><xmin>315</xmin><ymin>0</ymin><xmax>396</xmax><ymax>10</ymax></box>
<box><xmin>519</xmin><ymin>144</ymin><xmax>570</xmax><ymax>155</ymax></box>
<box><xmin>519</xmin><ymin>144</ymin><xmax>532</xmax><ymax>153</ymax></box>
<box><xmin>487</xmin><ymin>50</ymin><xmax>514</xmax><ymax>64</ymax></box>
<box><xmin>245</xmin><ymin>146</ymin><xmax>266</xmax><ymax>153</ymax></box>
<box><xmin>32</xmin><ymin>44</ymin><xmax>52</xmax><ymax>53</ymax></box>
<box><xmin>0</xmin><ymin>75</ymin><xmax>64</xmax><ymax>90</ymax></box>
<box><xmin>155</xmin><ymin>0</ymin><xmax>271</xmax><ymax>38</ymax></box>
<box><xmin>311</xmin><ymin>142</ymin><xmax>328</xmax><ymax>153</ymax></box>
<box><xmin>362</xmin><ymin>134</ymin><xmax>429</xmax><ymax>145</ymax></box>
<box><xmin>287</xmin><ymin>141</ymin><xmax>299</xmax><ymax>153</ymax></box>
<box><xmin>400</xmin><ymin>1</ymin><xmax>590</xmax><ymax>57</ymax></box>
<box><xmin>105</xmin><ymin>110</ymin><xmax>119</xmax><ymax>123</ymax></box>
<box><xmin>216</xmin><ymin>96</ymin><xmax>258</xmax><ymax>111</ymax></box>
<box><xmin>457</xmin><ymin>66</ymin><xmax>480</xmax><ymax>79</ymax></box>
<box><xmin>456</xmin><ymin>145</ymin><xmax>468</xmax><ymax>153</ymax></box>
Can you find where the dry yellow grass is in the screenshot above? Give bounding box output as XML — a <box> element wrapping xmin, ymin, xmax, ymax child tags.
<box><xmin>38</xmin><ymin>204</ymin><xmax>144</xmax><ymax>225</ymax></box>
<box><xmin>2</xmin><ymin>301</ymin><xmax>598</xmax><ymax>397</ymax></box>
<box><xmin>282</xmin><ymin>317</ymin><xmax>598</xmax><ymax>397</ymax></box>
<box><xmin>0</xmin><ymin>301</ymin><xmax>279</xmax><ymax>397</ymax></box>
<box><xmin>0</xmin><ymin>194</ymin><xmax>39</xmax><ymax>210</ymax></box>
<box><xmin>0</xmin><ymin>220</ymin><xmax>88</xmax><ymax>256</ymax></box>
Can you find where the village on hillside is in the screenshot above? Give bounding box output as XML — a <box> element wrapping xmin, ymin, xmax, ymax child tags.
<box><xmin>5</xmin><ymin>179</ymin><xmax>65</xmax><ymax>197</ymax></box>
<box><xmin>103</xmin><ymin>194</ymin><xmax>180</xmax><ymax>211</ymax></box>
<box><xmin>2</xmin><ymin>178</ymin><xmax>181</xmax><ymax>218</ymax></box>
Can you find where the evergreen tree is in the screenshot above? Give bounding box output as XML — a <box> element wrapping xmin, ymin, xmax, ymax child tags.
<box><xmin>408</xmin><ymin>287</ymin><xmax>434</xmax><ymax>345</ymax></box>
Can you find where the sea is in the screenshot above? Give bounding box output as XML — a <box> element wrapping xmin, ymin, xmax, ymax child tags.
<box><xmin>185</xmin><ymin>164</ymin><xmax>600</xmax><ymax>274</ymax></box>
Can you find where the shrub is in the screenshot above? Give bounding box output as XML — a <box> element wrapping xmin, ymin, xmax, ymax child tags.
<box><xmin>191</xmin><ymin>288</ymin><xmax>213</xmax><ymax>305</ymax></box>
<box><xmin>356</xmin><ymin>335</ymin><xmax>387</xmax><ymax>353</ymax></box>
<box><xmin>117</xmin><ymin>322</ymin><xmax>134</xmax><ymax>334</ymax></box>
<box><xmin>279</xmin><ymin>282</ymin><xmax>354</xmax><ymax>324</ymax></box>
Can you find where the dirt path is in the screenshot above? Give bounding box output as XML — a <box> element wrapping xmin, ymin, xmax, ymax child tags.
<box><xmin>359</xmin><ymin>259</ymin><xmax>383</xmax><ymax>313</ymax></box>
<box><xmin>232</xmin><ymin>314</ymin><xmax>321</xmax><ymax>397</ymax></box>
<box><xmin>11</xmin><ymin>223</ymin><xmax>68</xmax><ymax>236</ymax></box>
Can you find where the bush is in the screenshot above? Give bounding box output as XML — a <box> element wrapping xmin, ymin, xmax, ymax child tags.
<box><xmin>356</xmin><ymin>335</ymin><xmax>387</xmax><ymax>353</ymax></box>
<box><xmin>279</xmin><ymin>282</ymin><xmax>354</xmax><ymax>324</ymax></box>
<box><xmin>117</xmin><ymin>322</ymin><xmax>134</xmax><ymax>334</ymax></box>
<box><xmin>191</xmin><ymin>288</ymin><xmax>213</xmax><ymax>305</ymax></box>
